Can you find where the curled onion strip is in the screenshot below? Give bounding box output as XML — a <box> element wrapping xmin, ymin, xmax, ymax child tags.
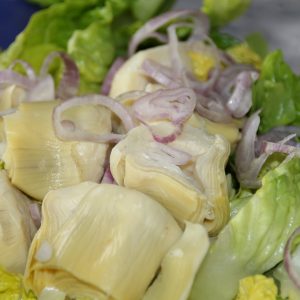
<box><xmin>40</xmin><ymin>51</ymin><xmax>80</xmax><ymax>100</ymax></box>
<box><xmin>142</xmin><ymin>59</ymin><xmax>181</xmax><ymax>88</ymax></box>
<box><xmin>29</xmin><ymin>202</ymin><xmax>42</xmax><ymax>229</ymax></box>
<box><xmin>195</xmin><ymin>92</ymin><xmax>232</xmax><ymax>123</ymax></box>
<box><xmin>235</xmin><ymin>111</ymin><xmax>269</xmax><ymax>188</ymax></box>
<box><xmin>9</xmin><ymin>60</ymin><xmax>36</xmax><ymax>81</ymax></box>
<box><xmin>284</xmin><ymin>227</ymin><xmax>300</xmax><ymax>290</ymax></box>
<box><xmin>226</xmin><ymin>71</ymin><xmax>259</xmax><ymax>118</ymax></box>
<box><xmin>128</xmin><ymin>9</ymin><xmax>209</xmax><ymax>56</ymax></box>
<box><xmin>0</xmin><ymin>70</ymin><xmax>35</xmax><ymax>89</ymax></box>
<box><xmin>53</xmin><ymin>95</ymin><xmax>135</xmax><ymax>143</ymax></box>
<box><xmin>260</xmin><ymin>136</ymin><xmax>300</xmax><ymax>156</ymax></box>
<box><xmin>132</xmin><ymin>87</ymin><xmax>196</xmax><ymax>125</ymax></box>
<box><xmin>101</xmin><ymin>57</ymin><xmax>126</xmax><ymax>95</ymax></box>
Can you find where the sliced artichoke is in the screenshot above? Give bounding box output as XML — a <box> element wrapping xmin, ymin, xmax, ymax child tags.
<box><xmin>3</xmin><ymin>101</ymin><xmax>111</xmax><ymax>200</ymax></box>
<box><xmin>0</xmin><ymin>170</ymin><xmax>37</xmax><ymax>273</ymax></box>
<box><xmin>110</xmin><ymin>123</ymin><xmax>230</xmax><ymax>235</ymax></box>
<box><xmin>143</xmin><ymin>222</ymin><xmax>209</xmax><ymax>300</ymax></box>
<box><xmin>24</xmin><ymin>183</ymin><xmax>183</xmax><ymax>300</ymax></box>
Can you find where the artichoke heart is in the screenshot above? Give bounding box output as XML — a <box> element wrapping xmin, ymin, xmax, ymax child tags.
<box><xmin>0</xmin><ymin>170</ymin><xmax>37</xmax><ymax>273</ymax></box>
<box><xmin>110</xmin><ymin>124</ymin><xmax>230</xmax><ymax>235</ymax></box>
<box><xmin>143</xmin><ymin>222</ymin><xmax>209</xmax><ymax>300</ymax></box>
<box><xmin>3</xmin><ymin>101</ymin><xmax>111</xmax><ymax>200</ymax></box>
<box><xmin>24</xmin><ymin>183</ymin><xmax>183</xmax><ymax>300</ymax></box>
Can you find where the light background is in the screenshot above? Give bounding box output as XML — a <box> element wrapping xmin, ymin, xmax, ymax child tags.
<box><xmin>176</xmin><ymin>0</ymin><xmax>300</xmax><ymax>72</ymax></box>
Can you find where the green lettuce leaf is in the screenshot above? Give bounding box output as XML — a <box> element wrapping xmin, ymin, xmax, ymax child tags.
<box><xmin>68</xmin><ymin>21</ymin><xmax>115</xmax><ymax>84</ymax></box>
<box><xmin>273</xmin><ymin>230</ymin><xmax>300</xmax><ymax>300</ymax></box>
<box><xmin>1</xmin><ymin>0</ymin><xmax>171</xmax><ymax>94</ymax></box>
<box><xmin>209</xmin><ymin>29</ymin><xmax>240</xmax><ymax>50</ymax></box>
<box><xmin>27</xmin><ymin>0</ymin><xmax>63</xmax><ymax>6</ymax></box>
<box><xmin>202</xmin><ymin>0</ymin><xmax>251</xmax><ymax>27</ymax></box>
<box><xmin>189</xmin><ymin>157</ymin><xmax>300</xmax><ymax>300</ymax></box>
<box><xmin>252</xmin><ymin>50</ymin><xmax>300</xmax><ymax>133</ymax></box>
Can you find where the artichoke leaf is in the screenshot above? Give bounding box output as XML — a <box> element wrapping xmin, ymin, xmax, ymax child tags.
<box><xmin>24</xmin><ymin>183</ymin><xmax>182</xmax><ymax>300</ymax></box>
<box><xmin>0</xmin><ymin>170</ymin><xmax>37</xmax><ymax>273</ymax></box>
<box><xmin>143</xmin><ymin>222</ymin><xmax>209</xmax><ymax>300</ymax></box>
<box><xmin>3</xmin><ymin>101</ymin><xmax>111</xmax><ymax>200</ymax></box>
<box><xmin>110</xmin><ymin>124</ymin><xmax>230</xmax><ymax>234</ymax></box>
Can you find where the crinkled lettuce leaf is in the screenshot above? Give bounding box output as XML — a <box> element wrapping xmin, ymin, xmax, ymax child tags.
<box><xmin>252</xmin><ymin>50</ymin><xmax>300</xmax><ymax>133</ymax></box>
<box><xmin>1</xmin><ymin>0</ymin><xmax>171</xmax><ymax>94</ymax></box>
<box><xmin>202</xmin><ymin>0</ymin><xmax>251</xmax><ymax>27</ymax></box>
<box><xmin>273</xmin><ymin>231</ymin><xmax>300</xmax><ymax>300</ymax></box>
<box><xmin>189</xmin><ymin>157</ymin><xmax>300</xmax><ymax>300</ymax></box>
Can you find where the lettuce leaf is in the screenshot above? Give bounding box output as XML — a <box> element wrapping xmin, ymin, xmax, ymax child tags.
<box><xmin>202</xmin><ymin>0</ymin><xmax>251</xmax><ymax>27</ymax></box>
<box><xmin>189</xmin><ymin>157</ymin><xmax>300</xmax><ymax>300</ymax></box>
<box><xmin>252</xmin><ymin>50</ymin><xmax>300</xmax><ymax>133</ymax></box>
<box><xmin>1</xmin><ymin>0</ymin><xmax>170</xmax><ymax>94</ymax></box>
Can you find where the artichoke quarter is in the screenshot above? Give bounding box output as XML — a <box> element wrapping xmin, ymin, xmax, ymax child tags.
<box><xmin>110</xmin><ymin>123</ymin><xmax>230</xmax><ymax>235</ymax></box>
<box><xmin>0</xmin><ymin>170</ymin><xmax>37</xmax><ymax>273</ymax></box>
<box><xmin>2</xmin><ymin>100</ymin><xmax>111</xmax><ymax>200</ymax></box>
<box><xmin>24</xmin><ymin>183</ymin><xmax>209</xmax><ymax>300</ymax></box>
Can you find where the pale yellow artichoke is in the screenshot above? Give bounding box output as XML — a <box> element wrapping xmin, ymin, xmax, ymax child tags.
<box><xmin>24</xmin><ymin>183</ymin><xmax>209</xmax><ymax>300</ymax></box>
<box><xmin>0</xmin><ymin>170</ymin><xmax>37</xmax><ymax>273</ymax></box>
<box><xmin>2</xmin><ymin>101</ymin><xmax>111</xmax><ymax>200</ymax></box>
<box><xmin>110</xmin><ymin>123</ymin><xmax>230</xmax><ymax>235</ymax></box>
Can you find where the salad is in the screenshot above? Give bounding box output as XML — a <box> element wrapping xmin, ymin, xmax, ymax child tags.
<box><xmin>0</xmin><ymin>0</ymin><xmax>300</xmax><ymax>299</ymax></box>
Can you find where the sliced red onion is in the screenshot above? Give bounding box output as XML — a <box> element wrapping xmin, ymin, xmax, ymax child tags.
<box><xmin>101</xmin><ymin>57</ymin><xmax>126</xmax><ymax>96</ymax></box>
<box><xmin>53</xmin><ymin>94</ymin><xmax>135</xmax><ymax>143</ymax></box>
<box><xmin>128</xmin><ymin>9</ymin><xmax>209</xmax><ymax>56</ymax></box>
<box><xmin>101</xmin><ymin>166</ymin><xmax>115</xmax><ymax>184</ymax></box>
<box><xmin>260</xmin><ymin>138</ymin><xmax>300</xmax><ymax>156</ymax></box>
<box><xmin>132</xmin><ymin>87</ymin><xmax>196</xmax><ymax>125</ymax></box>
<box><xmin>256</xmin><ymin>127</ymin><xmax>300</xmax><ymax>156</ymax></box>
<box><xmin>154</xmin><ymin>142</ymin><xmax>192</xmax><ymax>166</ymax></box>
<box><xmin>195</xmin><ymin>93</ymin><xmax>232</xmax><ymax>123</ymax></box>
<box><xmin>142</xmin><ymin>59</ymin><xmax>182</xmax><ymax>88</ymax></box>
<box><xmin>215</xmin><ymin>64</ymin><xmax>255</xmax><ymax>96</ymax></box>
<box><xmin>149</xmin><ymin>122</ymin><xmax>183</xmax><ymax>144</ymax></box>
<box><xmin>284</xmin><ymin>227</ymin><xmax>300</xmax><ymax>290</ymax></box>
<box><xmin>226</xmin><ymin>71</ymin><xmax>259</xmax><ymax>118</ymax></box>
<box><xmin>235</xmin><ymin>111</ymin><xmax>269</xmax><ymax>188</ymax></box>
<box><xmin>40</xmin><ymin>51</ymin><xmax>80</xmax><ymax>100</ymax></box>
<box><xmin>0</xmin><ymin>70</ymin><xmax>35</xmax><ymax>89</ymax></box>
<box><xmin>115</xmin><ymin>90</ymin><xmax>147</xmax><ymax>103</ymax></box>
<box><xmin>9</xmin><ymin>60</ymin><xmax>36</xmax><ymax>81</ymax></box>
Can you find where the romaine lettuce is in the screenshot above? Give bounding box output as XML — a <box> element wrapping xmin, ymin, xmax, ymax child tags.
<box><xmin>189</xmin><ymin>157</ymin><xmax>300</xmax><ymax>300</ymax></box>
<box><xmin>252</xmin><ymin>50</ymin><xmax>300</xmax><ymax>133</ymax></box>
<box><xmin>202</xmin><ymin>0</ymin><xmax>251</xmax><ymax>27</ymax></box>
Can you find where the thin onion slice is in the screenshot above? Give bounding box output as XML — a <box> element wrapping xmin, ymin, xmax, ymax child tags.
<box><xmin>128</xmin><ymin>9</ymin><xmax>209</xmax><ymax>56</ymax></box>
<box><xmin>284</xmin><ymin>227</ymin><xmax>300</xmax><ymax>290</ymax></box>
<box><xmin>53</xmin><ymin>94</ymin><xmax>135</xmax><ymax>143</ymax></box>
<box><xmin>132</xmin><ymin>87</ymin><xmax>196</xmax><ymax>125</ymax></box>
<box><xmin>101</xmin><ymin>57</ymin><xmax>126</xmax><ymax>95</ymax></box>
<box><xmin>9</xmin><ymin>59</ymin><xmax>36</xmax><ymax>81</ymax></box>
<box><xmin>226</xmin><ymin>71</ymin><xmax>259</xmax><ymax>118</ymax></box>
<box><xmin>0</xmin><ymin>70</ymin><xmax>35</xmax><ymax>89</ymax></box>
<box><xmin>40</xmin><ymin>51</ymin><xmax>80</xmax><ymax>100</ymax></box>
<box><xmin>260</xmin><ymin>136</ymin><xmax>300</xmax><ymax>156</ymax></box>
<box><xmin>235</xmin><ymin>111</ymin><xmax>269</xmax><ymax>188</ymax></box>
<box><xmin>142</xmin><ymin>59</ymin><xmax>182</xmax><ymax>88</ymax></box>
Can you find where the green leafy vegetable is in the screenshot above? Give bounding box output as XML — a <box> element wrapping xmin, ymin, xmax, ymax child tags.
<box><xmin>27</xmin><ymin>0</ymin><xmax>63</xmax><ymax>6</ymax></box>
<box><xmin>1</xmin><ymin>0</ymin><xmax>170</xmax><ymax>94</ymax></box>
<box><xmin>189</xmin><ymin>157</ymin><xmax>300</xmax><ymax>300</ymax></box>
<box><xmin>202</xmin><ymin>0</ymin><xmax>251</xmax><ymax>27</ymax></box>
<box><xmin>252</xmin><ymin>50</ymin><xmax>300</xmax><ymax>133</ymax></box>
<box><xmin>209</xmin><ymin>29</ymin><xmax>240</xmax><ymax>50</ymax></box>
